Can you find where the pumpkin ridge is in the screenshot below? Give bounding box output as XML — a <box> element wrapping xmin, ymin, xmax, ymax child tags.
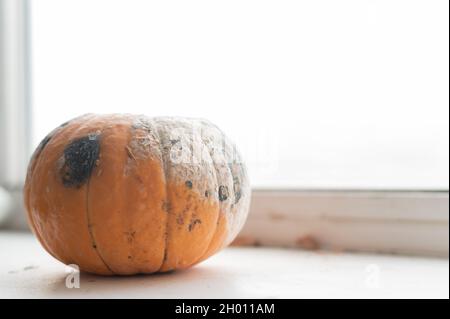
<box><xmin>152</xmin><ymin>118</ymin><xmax>171</xmax><ymax>273</ymax></box>
<box><xmin>86</xmin><ymin>174</ymin><xmax>115</xmax><ymax>274</ymax></box>
<box><xmin>83</xmin><ymin>117</ymin><xmax>145</xmax><ymax>274</ymax></box>
<box><xmin>188</xmin><ymin>122</ymin><xmax>233</xmax><ymax>264</ymax></box>
<box><xmin>126</xmin><ymin>119</ymin><xmax>167</xmax><ymax>273</ymax></box>
<box><xmin>189</xmin><ymin>129</ymin><xmax>221</xmax><ymax>266</ymax></box>
<box><xmin>222</xmin><ymin>132</ymin><xmax>246</xmax><ymax>247</ymax></box>
<box><xmin>217</xmin><ymin>131</ymin><xmax>235</xmax><ymax>250</ymax></box>
<box><xmin>24</xmin><ymin>135</ymin><xmax>60</xmax><ymax>262</ymax></box>
<box><xmin>64</xmin><ymin>119</ymin><xmax>115</xmax><ymax>273</ymax></box>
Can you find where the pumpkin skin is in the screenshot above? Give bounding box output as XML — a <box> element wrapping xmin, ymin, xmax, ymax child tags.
<box><xmin>24</xmin><ymin>114</ymin><xmax>250</xmax><ymax>275</ymax></box>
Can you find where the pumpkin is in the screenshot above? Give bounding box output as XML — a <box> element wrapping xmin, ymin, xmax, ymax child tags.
<box><xmin>24</xmin><ymin>114</ymin><xmax>250</xmax><ymax>275</ymax></box>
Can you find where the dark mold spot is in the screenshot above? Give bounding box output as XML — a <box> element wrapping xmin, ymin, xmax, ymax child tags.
<box><xmin>188</xmin><ymin>219</ymin><xmax>202</xmax><ymax>232</ymax></box>
<box><xmin>218</xmin><ymin>185</ymin><xmax>229</xmax><ymax>202</ymax></box>
<box><xmin>92</xmin><ymin>244</ymin><xmax>97</xmax><ymax>249</ymax></box>
<box><xmin>185</xmin><ymin>180</ymin><xmax>193</xmax><ymax>189</ymax></box>
<box><xmin>229</xmin><ymin>164</ymin><xmax>244</xmax><ymax>204</ymax></box>
<box><xmin>36</xmin><ymin>119</ymin><xmax>73</xmax><ymax>154</ymax></box>
<box><xmin>39</xmin><ymin>135</ymin><xmax>52</xmax><ymax>151</ymax></box>
<box><xmin>233</xmin><ymin>176</ymin><xmax>242</xmax><ymax>204</ymax></box>
<box><xmin>60</xmin><ymin>120</ymin><xmax>70</xmax><ymax>127</ymax></box>
<box><xmin>28</xmin><ymin>135</ymin><xmax>50</xmax><ymax>174</ymax></box>
<box><xmin>234</xmin><ymin>190</ymin><xmax>242</xmax><ymax>204</ymax></box>
<box><xmin>35</xmin><ymin>120</ymin><xmax>71</xmax><ymax>156</ymax></box>
<box><xmin>61</xmin><ymin>134</ymin><xmax>100</xmax><ymax>188</ymax></box>
<box><xmin>205</xmin><ymin>190</ymin><xmax>210</xmax><ymax>198</ymax></box>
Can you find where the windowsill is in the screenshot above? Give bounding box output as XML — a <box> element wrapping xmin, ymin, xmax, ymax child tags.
<box><xmin>0</xmin><ymin>232</ymin><xmax>448</xmax><ymax>299</ymax></box>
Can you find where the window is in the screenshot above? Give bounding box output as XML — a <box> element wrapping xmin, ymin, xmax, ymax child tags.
<box><xmin>1</xmin><ymin>0</ymin><xmax>449</xmax><ymax>256</ymax></box>
<box><xmin>31</xmin><ymin>0</ymin><xmax>449</xmax><ymax>190</ymax></box>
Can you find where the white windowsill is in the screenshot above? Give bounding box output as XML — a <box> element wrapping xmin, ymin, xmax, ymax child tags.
<box><xmin>0</xmin><ymin>232</ymin><xmax>448</xmax><ymax>299</ymax></box>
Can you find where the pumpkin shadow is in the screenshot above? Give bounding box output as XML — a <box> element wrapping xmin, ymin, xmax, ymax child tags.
<box><xmin>46</xmin><ymin>265</ymin><xmax>241</xmax><ymax>298</ymax></box>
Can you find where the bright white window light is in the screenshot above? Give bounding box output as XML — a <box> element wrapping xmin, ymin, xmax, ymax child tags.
<box><xmin>31</xmin><ymin>0</ymin><xmax>449</xmax><ymax>189</ymax></box>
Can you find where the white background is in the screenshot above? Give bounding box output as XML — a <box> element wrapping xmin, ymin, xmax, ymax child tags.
<box><xmin>31</xmin><ymin>0</ymin><xmax>449</xmax><ymax>189</ymax></box>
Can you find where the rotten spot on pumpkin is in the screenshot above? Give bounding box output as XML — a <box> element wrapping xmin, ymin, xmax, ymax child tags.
<box><xmin>61</xmin><ymin>134</ymin><xmax>100</xmax><ymax>188</ymax></box>
<box><xmin>60</xmin><ymin>120</ymin><xmax>70</xmax><ymax>127</ymax></box>
<box><xmin>218</xmin><ymin>185</ymin><xmax>229</xmax><ymax>202</ymax></box>
<box><xmin>162</xmin><ymin>201</ymin><xmax>171</xmax><ymax>212</ymax></box>
<box><xmin>176</xmin><ymin>214</ymin><xmax>184</xmax><ymax>225</ymax></box>
<box><xmin>232</xmin><ymin>173</ymin><xmax>243</xmax><ymax>204</ymax></box>
<box><xmin>229</xmin><ymin>164</ymin><xmax>243</xmax><ymax>204</ymax></box>
<box><xmin>135</xmin><ymin>175</ymin><xmax>144</xmax><ymax>184</ymax></box>
<box><xmin>37</xmin><ymin>134</ymin><xmax>52</xmax><ymax>153</ymax></box>
<box><xmin>37</xmin><ymin>120</ymin><xmax>73</xmax><ymax>154</ymax></box>
<box><xmin>124</xmin><ymin>231</ymin><xmax>136</xmax><ymax>244</ymax></box>
<box><xmin>185</xmin><ymin>180</ymin><xmax>193</xmax><ymax>189</ymax></box>
<box><xmin>28</xmin><ymin>135</ymin><xmax>51</xmax><ymax>176</ymax></box>
<box><xmin>188</xmin><ymin>219</ymin><xmax>202</xmax><ymax>232</ymax></box>
<box><xmin>205</xmin><ymin>190</ymin><xmax>210</xmax><ymax>198</ymax></box>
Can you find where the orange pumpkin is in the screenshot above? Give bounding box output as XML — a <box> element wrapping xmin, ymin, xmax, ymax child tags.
<box><xmin>24</xmin><ymin>114</ymin><xmax>250</xmax><ymax>275</ymax></box>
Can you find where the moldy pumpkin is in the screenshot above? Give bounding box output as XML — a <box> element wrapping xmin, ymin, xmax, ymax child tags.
<box><xmin>24</xmin><ymin>114</ymin><xmax>250</xmax><ymax>275</ymax></box>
